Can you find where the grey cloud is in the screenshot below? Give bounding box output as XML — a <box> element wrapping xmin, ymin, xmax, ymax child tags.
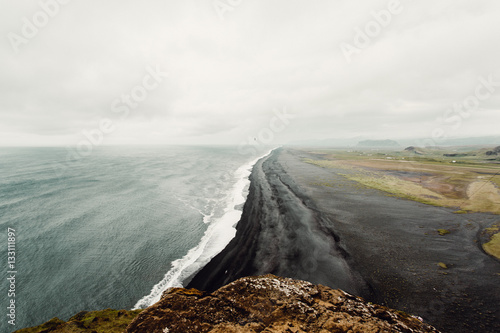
<box><xmin>0</xmin><ymin>0</ymin><xmax>499</xmax><ymax>146</ymax></box>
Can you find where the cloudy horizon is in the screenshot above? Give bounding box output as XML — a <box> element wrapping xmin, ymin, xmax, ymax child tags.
<box><xmin>1</xmin><ymin>0</ymin><xmax>499</xmax><ymax>147</ymax></box>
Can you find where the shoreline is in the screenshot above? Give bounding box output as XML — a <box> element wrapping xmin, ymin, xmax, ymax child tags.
<box><xmin>14</xmin><ymin>147</ymin><xmax>498</xmax><ymax>332</ymax></box>
<box><xmin>187</xmin><ymin>147</ymin><xmax>368</xmax><ymax>295</ymax></box>
<box><xmin>188</xmin><ymin>147</ymin><xmax>500</xmax><ymax>333</ymax></box>
<box><xmin>133</xmin><ymin>148</ymin><xmax>274</xmax><ymax>309</ymax></box>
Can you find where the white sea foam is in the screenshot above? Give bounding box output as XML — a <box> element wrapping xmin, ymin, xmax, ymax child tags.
<box><xmin>133</xmin><ymin>148</ymin><xmax>275</xmax><ymax>309</ymax></box>
<box><xmin>177</xmin><ymin>197</ymin><xmax>214</xmax><ymax>224</ymax></box>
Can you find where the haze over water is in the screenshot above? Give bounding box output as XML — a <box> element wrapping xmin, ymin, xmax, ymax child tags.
<box><xmin>0</xmin><ymin>145</ymin><xmax>262</xmax><ymax>331</ymax></box>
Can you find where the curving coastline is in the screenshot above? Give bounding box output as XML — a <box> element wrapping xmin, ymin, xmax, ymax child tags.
<box><xmin>14</xmin><ymin>147</ymin><xmax>499</xmax><ymax>333</ymax></box>
<box><xmin>187</xmin><ymin>148</ymin><xmax>368</xmax><ymax>296</ymax></box>
<box><xmin>188</xmin><ymin>147</ymin><xmax>500</xmax><ymax>333</ymax></box>
<box><xmin>133</xmin><ymin>149</ymin><xmax>272</xmax><ymax>309</ymax></box>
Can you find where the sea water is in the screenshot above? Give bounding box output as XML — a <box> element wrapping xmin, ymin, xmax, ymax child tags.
<box><xmin>0</xmin><ymin>145</ymin><xmax>268</xmax><ymax>331</ymax></box>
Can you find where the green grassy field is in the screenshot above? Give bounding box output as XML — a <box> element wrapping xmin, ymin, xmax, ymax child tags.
<box><xmin>302</xmin><ymin>146</ymin><xmax>500</xmax><ymax>214</ymax></box>
<box><xmin>301</xmin><ymin>145</ymin><xmax>500</xmax><ymax>260</ymax></box>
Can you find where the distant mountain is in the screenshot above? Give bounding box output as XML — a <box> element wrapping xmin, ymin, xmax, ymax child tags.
<box><xmin>356</xmin><ymin>139</ymin><xmax>400</xmax><ymax>147</ymax></box>
<box><xmin>485</xmin><ymin>146</ymin><xmax>500</xmax><ymax>156</ymax></box>
<box><xmin>404</xmin><ymin>146</ymin><xmax>424</xmax><ymax>155</ymax></box>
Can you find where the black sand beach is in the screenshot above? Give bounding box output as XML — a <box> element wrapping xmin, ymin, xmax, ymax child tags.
<box><xmin>188</xmin><ymin>148</ymin><xmax>500</xmax><ymax>333</ymax></box>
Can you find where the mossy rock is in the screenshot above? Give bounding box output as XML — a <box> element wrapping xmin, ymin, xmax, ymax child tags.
<box><xmin>167</xmin><ymin>287</ymin><xmax>205</xmax><ymax>297</ymax></box>
<box><xmin>438</xmin><ymin>262</ymin><xmax>448</xmax><ymax>269</ymax></box>
<box><xmin>68</xmin><ymin>311</ymin><xmax>89</xmax><ymax>322</ymax></box>
<box><xmin>13</xmin><ymin>309</ymin><xmax>143</xmax><ymax>333</ymax></box>
<box><xmin>437</xmin><ymin>229</ymin><xmax>450</xmax><ymax>236</ymax></box>
<box><xmin>38</xmin><ymin>317</ymin><xmax>65</xmax><ymax>331</ymax></box>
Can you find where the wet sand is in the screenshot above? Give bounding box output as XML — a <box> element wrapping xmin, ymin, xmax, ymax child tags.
<box><xmin>188</xmin><ymin>148</ymin><xmax>500</xmax><ymax>333</ymax></box>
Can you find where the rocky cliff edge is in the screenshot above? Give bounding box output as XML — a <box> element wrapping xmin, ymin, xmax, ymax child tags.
<box><xmin>126</xmin><ymin>274</ymin><xmax>439</xmax><ymax>333</ymax></box>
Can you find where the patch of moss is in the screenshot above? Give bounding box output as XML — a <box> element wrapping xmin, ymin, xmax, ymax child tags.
<box><xmin>168</xmin><ymin>288</ymin><xmax>205</xmax><ymax>297</ymax></box>
<box><xmin>484</xmin><ymin>223</ymin><xmax>500</xmax><ymax>234</ymax></box>
<box><xmin>395</xmin><ymin>310</ymin><xmax>411</xmax><ymax>319</ymax></box>
<box><xmin>37</xmin><ymin>317</ymin><xmax>65</xmax><ymax>331</ymax></box>
<box><xmin>80</xmin><ymin>314</ymin><xmax>96</xmax><ymax>328</ymax></box>
<box><xmin>14</xmin><ymin>308</ymin><xmax>143</xmax><ymax>333</ymax></box>
<box><xmin>437</xmin><ymin>229</ymin><xmax>450</xmax><ymax>236</ymax></box>
<box><xmin>453</xmin><ymin>210</ymin><xmax>468</xmax><ymax>214</ymax></box>
<box><xmin>438</xmin><ymin>262</ymin><xmax>448</xmax><ymax>269</ymax></box>
<box><xmin>483</xmin><ymin>232</ymin><xmax>500</xmax><ymax>260</ymax></box>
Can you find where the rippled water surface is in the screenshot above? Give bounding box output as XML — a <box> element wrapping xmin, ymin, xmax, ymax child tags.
<box><xmin>0</xmin><ymin>146</ymin><xmax>262</xmax><ymax>330</ymax></box>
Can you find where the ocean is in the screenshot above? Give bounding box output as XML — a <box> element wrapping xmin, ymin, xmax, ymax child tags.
<box><xmin>0</xmin><ymin>145</ymin><xmax>268</xmax><ymax>331</ymax></box>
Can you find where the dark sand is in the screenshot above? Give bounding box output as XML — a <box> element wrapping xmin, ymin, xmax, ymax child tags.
<box><xmin>188</xmin><ymin>148</ymin><xmax>500</xmax><ymax>333</ymax></box>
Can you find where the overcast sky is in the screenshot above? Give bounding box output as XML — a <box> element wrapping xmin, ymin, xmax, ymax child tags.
<box><xmin>1</xmin><ymin>0</ymin><xmax>499</xmax><ymax>146</ymax></box>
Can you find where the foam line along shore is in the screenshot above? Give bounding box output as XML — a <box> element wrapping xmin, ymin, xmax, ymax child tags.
<box><xmin>133</xmin><ymin>147</ymin><xmax>277</xmax><ymax>309</ymax></box>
